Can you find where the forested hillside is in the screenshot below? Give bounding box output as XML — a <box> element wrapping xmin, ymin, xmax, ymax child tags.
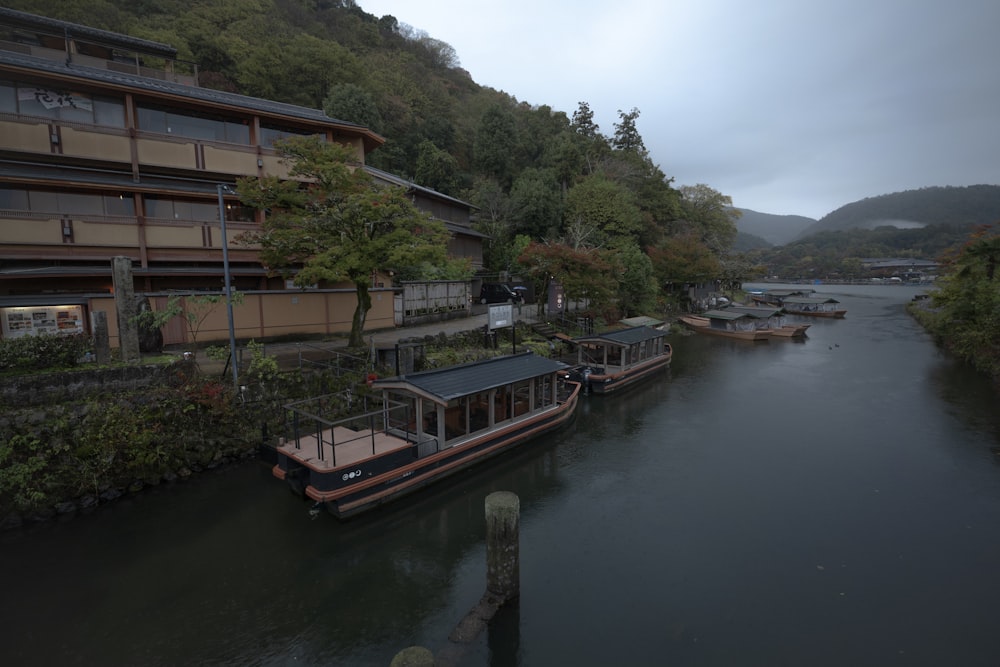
<box><xmin>797</xmin><ymin>185</ymin><xmax>1000</xmax><ymax>239</ymax></box>
<box><xmin>11</xmin><ymin>0</ymin><xmax>760</xmax><ymax>319</ymax></box>
<box><xmin>735</xmin><ymin>208</ymin><xmax>815</xmax><ymax>245</ymax></box>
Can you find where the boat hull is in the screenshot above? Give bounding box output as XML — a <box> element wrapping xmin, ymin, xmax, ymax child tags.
<box><xmin>274</xmin><ymin>382</ymin><xmax>581</xmax><ymax>519</ymax></box>
<box><xmin>574</xmin><ymin>352</ymin><xmax>671</xmax><ymax>394</ymax></box>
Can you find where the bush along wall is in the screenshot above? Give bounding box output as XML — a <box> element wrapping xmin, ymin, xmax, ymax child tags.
<box><xmin>0</xmin><ymin>357</ymin><xmax>364</xmax><ymax>530</ymax></box>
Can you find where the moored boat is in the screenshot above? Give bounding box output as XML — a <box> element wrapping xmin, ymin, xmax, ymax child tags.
<box><xmin>724</xmin><ymin>305</ymin><xmax>810</xmax><ymax>338</ymax></box>
<box><xmin>568</xmin><ymin>325</ymin><xmax>672</xmax><ymax>394</ymax></box>
<box><xmin>780</xmin><ymin>296</ymin><xmax>847</xmax><ymax>318</ymax></box>
<box><xmin>678</xmin><ymin>311</ymin><xmax>770</xmax><ymax>341</ymax></box>
<box><xmin>273</xmin><ymin>353</ymin><xmax>580</xmax><ymax>519</ymax></box>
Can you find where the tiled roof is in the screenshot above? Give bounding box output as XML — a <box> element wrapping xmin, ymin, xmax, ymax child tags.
<box><xmin>0</xmin><ymin>49</ymin><xmax>381</xmax><ymax>136</ymax></box>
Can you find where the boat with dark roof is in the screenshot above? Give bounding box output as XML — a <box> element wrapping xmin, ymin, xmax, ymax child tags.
<box><xmin>679</xmin><ymin>311</ymin><xmax>771</xmax><ymax>341</ymax></box>
<box><xmin>273</xmin><ymin>353</ymin><xmax>580</xmax><ymax>519</ymax></box>
<box><xmin>567</xmin><ymin>325</ymin><xmax>672</xmax><ymax>394</ymax></box>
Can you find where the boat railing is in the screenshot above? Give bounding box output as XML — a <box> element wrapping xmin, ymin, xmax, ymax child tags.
<box><xmin>281</xmin><ymin>393</ymin><xmax>416</xmax><ymax>467</ymax></box>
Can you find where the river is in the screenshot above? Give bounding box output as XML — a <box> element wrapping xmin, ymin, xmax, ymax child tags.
<box><xmin>2</xmin><ymin>283</ymin><xmax>999</xmax><ymax>666</ymax></box>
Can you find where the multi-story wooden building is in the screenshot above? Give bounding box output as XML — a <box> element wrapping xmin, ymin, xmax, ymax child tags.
<box><xmin>0</xmin><ymin>8</ymin><xmax>480</xmax><ymax>345</ymax></box>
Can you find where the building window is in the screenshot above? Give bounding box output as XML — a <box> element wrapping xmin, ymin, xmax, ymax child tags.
<box><xmin>0</xmin><ymin>185</ymin><xmax>134</xmax><ymax>217</ymax></box>
<box><xmin>5</xmin><ymin>82</ymin><xmax>125</xmax><ymax>126</ymax></box>
<box><xmin>260</xmin><ymin>123</ymin><xmax>321</xmax><ymax>148</ymax></box>
<box><xmin>136</xmin><ymin>103</ymin><xmax>250</xmax><ymax>144</ymax></box>
<box><xmin>143</xmin><ymin>195</ymin><xmax>252</xmax><ymax>223</ymax></box>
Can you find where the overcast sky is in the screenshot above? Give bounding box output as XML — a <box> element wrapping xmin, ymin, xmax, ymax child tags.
<box><xmin>359</xmin><ymin>0</ymin><xmax>1000</xmax><ymax>220</ymax></box>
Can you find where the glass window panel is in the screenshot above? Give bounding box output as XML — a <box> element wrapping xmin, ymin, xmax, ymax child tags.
<box><xmin>189</xmin><ymin>201</ymin><xmax>217</xmax><ymax>222</ymax></box>
<box><xmin>0</xmin><ymin>186</ymin><xmax>29</xmax><ymax>209</ymax></box>
<box><xmin>28</xmin><ymin>190</ymin><xmax>58</xmax><ymax>213</ymax></box>
<box><xmin>136</xmin><ymin>106</ymin><xmax>167</xmax><ymax>133</ymax></box>
<box><xmin>58</xmin><ymin>193</ymin><xmax>103</xmax><ymax>215</ymax></box>
<box><xmin>16</xmin><ymin>85</ymin><xmax>58</xmax><ymax>118</ymax></box>
<box><xmin>225</xmin><ymin>120</ymin><xmax>250</xmax><ymax>144</ymax></box>
<box><xmin>93</xmin><ymin>97</ymin><xmax>125</xmax><ymax>127</ymax></box>
<box><xmin>0</xmin><ymin>80</ymin><xmax>16</xmax><ymax>113</ymax></box>
<box><xmin>104</xmin><ymin>194</ymin><xmax>134</xmax><ymax>216</ymax></box>
<box><xmin>143</xmin><ymin>196</ymin><xmax>173</xmax><ymax>219</ymax></box>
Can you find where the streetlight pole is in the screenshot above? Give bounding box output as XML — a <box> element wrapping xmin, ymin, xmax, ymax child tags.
<box><xmin>217</xmin><ymin>184</ymin><xmax>239</xmax><ymax>395</ymax></box>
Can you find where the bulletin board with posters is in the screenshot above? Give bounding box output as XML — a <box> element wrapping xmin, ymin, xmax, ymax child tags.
<box><xmin>0</xmin><ymin>305</ymin><xmax>85</xmax><ymax>339</ymax></box>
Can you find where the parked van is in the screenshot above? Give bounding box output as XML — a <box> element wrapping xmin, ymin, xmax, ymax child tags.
<box><xmin>478</xmin><ymin>283</ymin><xmax>518</xmax><ymax>304</ymax></box>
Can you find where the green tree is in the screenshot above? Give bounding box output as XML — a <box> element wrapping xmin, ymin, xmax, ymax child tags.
<box><xmin>562</xmin><ymin>173</ymin><xmax>643</xmax><ymax>247</ymax></box>
<box><xmin>517</xmin><ymin>241</ymin><xmax>614</xmax><ymax>314</ymax></box>
<box><xmin>607</xmin><ymin>239</ymin><xmax>658</xmax><ymax>317</ymax></box>
<box><xmin>413</xmin><ymin>140</ymin><xmax>460</xmax><ymax>195</ymax></box>
<box><xmin>509</xmin><ymin>168</ymin><xmax>562</xmax><ymax>239</ymax></box>
<box><xmin>648</xmin><ymin>233</ymin><xmax>722</xmax><ymax>286</ymax></box>
<box><xmin>676</xmin><ymin>184</ymin><xmax>740</xmax><ymax>255</ymax></box>
<box><xmin>323</xmin><ymin>82</ymin><xmax>383</xmax><ymax>133</ymax></box>
<box><xmin>237</xmin><ymin>136</ymin><xmax>450</xmax><ymax>347</ymax></box>
<box><xmin>611</xmin><ymin>107</ymin><xmax>646</xmax><ymax>155</ymax></box>
<box><xmin>927</xmin><ymin>226</ymin><xmax>1000</xmax><ymax>377</ymax></box>
<box><xmin>474</xmin><ymin>104</ymin><xmax>519</xmax><ymax>188</ymax></box>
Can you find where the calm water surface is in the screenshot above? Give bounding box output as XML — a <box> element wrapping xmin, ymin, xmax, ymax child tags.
<box><xmin>2</xmin><ymin>284</ymin><xmax>999</xmax><ymax>666</ymax></box>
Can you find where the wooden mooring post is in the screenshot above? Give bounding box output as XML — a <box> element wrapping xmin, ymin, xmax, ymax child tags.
<box><xmin>392</xmin><ymin>491</ymin><xmax>521</xmax><ymax>667</ymax></box>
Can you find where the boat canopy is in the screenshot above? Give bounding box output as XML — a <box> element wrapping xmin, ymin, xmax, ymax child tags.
<box><xmin>725</xmin><ymin>306</ymin><xmax>783</xmax><ymax>318</ymax></box>
<box><xmin>371</xmin><ymin>352</ymin><xmax>568</xmax><ymax>405</ymax></box>
<box><xmin>572</xmin><ymin>325</ymin><xmax>666</xmax><ymax>347</ymax></box>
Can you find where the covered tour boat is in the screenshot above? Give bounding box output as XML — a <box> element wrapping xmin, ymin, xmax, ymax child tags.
<box><xmin>679</xmin><ymin>310</ymin><xmax>771</xmax><ymax>341</ymax></box>
<box><xmin>780</xmin><ymin>296</ymin><xmax>847</xmax><ymax>318</ymax></box>
<box><xmin>568</xmin><ymin>325</ymin><xmax>672</xmax><ymax>394</ymax></box>
<box><xmin>273</xmin><ymin>353</ymin><xmax>581</xmax><ymax>519</ymax></box>
<box><xmin>724</xmin><ymin>305</ymin><xmax>810</xmax><ymax>338</ymax></box>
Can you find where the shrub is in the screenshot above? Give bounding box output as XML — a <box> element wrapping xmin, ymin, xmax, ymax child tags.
<box><xmin>0</xmin><ymin>334</ymin><xmax>91</xmax><ymax>373</ymax></box>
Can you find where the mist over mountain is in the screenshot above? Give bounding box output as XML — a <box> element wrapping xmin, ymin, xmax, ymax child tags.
<box><xmin>794</xmin><ymin>185</ymin><xmax>1000</xmax><ymax>240</ymax></box>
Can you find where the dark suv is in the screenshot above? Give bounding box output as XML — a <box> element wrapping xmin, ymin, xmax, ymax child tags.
<box><xmin>478</xmin><ymin>283</ymin><xmax>518</xmax><ymax>304</ymax></box>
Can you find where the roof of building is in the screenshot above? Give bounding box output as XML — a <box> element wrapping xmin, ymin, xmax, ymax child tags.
<box><xmin>0</xmin><ymin>50</ymin><xmax>383</xmax><ymax>149</ymax></box>
<box><xmin>373</xmin><ymin>352</ymin><xmax>568</xmax><ymax>403</ymax></box>
<box><xmin>0</xmin><ymin>7</ymin><xmax>178</xmax><ymax>57</ymax></box>
<box><xmin>365</xmin><ymin>166</ymin><xmax>477</xmax><ymax>210</ymax></box>
<box><xmin>573</xmin><ymin>325</ymin><xmax>666</xmax><ymax>346</ymax></box>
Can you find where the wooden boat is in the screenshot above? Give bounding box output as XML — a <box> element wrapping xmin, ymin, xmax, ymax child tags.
<box><xmin>780</xmin><ymin>296</ymin><xmax>847</xmax><ymax>318</ymax></box>
<box><xmin>724</xmin><ymin>305</ymin><xmax>810</xmax><ymax>338</ymax></box>
<box><xmin>749</xmin><ymin>288</ymin><xmax>814</xmax><ymax>306</ymax></box>
<box><xmin>568</xmin><ymin>325</ymin><xmax>672</xmax><ymax>394</ymax></box>
<box><xmin>273</xmin><ymin>353</ymin><xmax>581</xmax><ymax>519</ymax></box>
<box><xmin>678</xmin><ymin>311</ymin><xmax>770</xmax><ymax>341</ymax></box>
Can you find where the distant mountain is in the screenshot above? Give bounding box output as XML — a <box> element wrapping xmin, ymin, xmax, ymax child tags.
<box><xmin>795</xmin><ymin>185</ymin><xmax>1000</xmax><ymax>240</ymax></box>
<box><xmin>735</xmin><ymin>209</ymin><xmax>816</xmax><ymax>246</ymax></box>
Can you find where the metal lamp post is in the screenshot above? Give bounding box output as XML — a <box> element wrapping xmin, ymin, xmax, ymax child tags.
<box><xmin>217</xmin><ymin>184</ymin><xmax>239</xmax><ymax>395</ymax></box>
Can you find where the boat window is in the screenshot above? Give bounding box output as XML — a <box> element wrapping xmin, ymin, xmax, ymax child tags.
<box><xmin>535</xmin><ymin>375</ymin><xmax>552</xmax><ymax>409</ymax></box>
<box><xmin>493</xmin><ymin>385</ymin><xmax>511</xmax><ymax>423</ymax></box>
<box><xmin>420</xmin><ymin>399</ymin><xmax>439</xmax><ymax>441</ymax></box>
<box><xmin>444</xmin><ymin>397</ymin><xmax>468</xmax><ymax>441</ymax></box>
<box><xmin>468</xmin><ymin>391</ymin><xmax>490</xmax><ymax>434</ymax></box>
<box><xmin>513</xmin><ymin>380</ymin><xmax>531</xmax><ymax>417</ymax></box>
<box><xmin>606</xmin><ymin>346</ymin><xmax>621</xmax><ymax>368</ymax></box>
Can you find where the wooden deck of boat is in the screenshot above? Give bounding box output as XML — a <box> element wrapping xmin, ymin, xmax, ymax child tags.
<box><xmin>277</xmin><ymin>426</ymin><xmax>411</xmax><ymax>470</ymax></box>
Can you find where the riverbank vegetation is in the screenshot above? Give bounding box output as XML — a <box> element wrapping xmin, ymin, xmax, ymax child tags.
<box><xmin>908</xmin><ymin>225</ymin><xmax>1000</xmax><ymax>383</ymax></box>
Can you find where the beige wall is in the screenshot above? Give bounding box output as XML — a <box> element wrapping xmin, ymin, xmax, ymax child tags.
<box><xmin>61</xmin><ymin>127</ymin><xmax>132</xmax><ymax>162</ymax></box>
<box><xmin>87</xmin><ymin>288</ymin><xmax>397</xmax><ymax>348</ymax></box>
